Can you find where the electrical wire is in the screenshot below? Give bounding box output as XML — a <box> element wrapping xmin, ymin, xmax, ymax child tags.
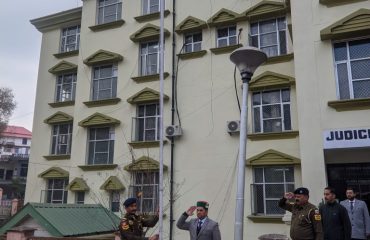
<box><xmin>234</xmin><ymin>28</ymin><xmax>243</xmax><ymax>113</ymax></box>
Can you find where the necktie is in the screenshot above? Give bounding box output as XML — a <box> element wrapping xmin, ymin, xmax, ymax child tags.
<box><xmin>350</xmin><ymin>201</ymin><xmax>354</xmax><ymax>211</ymax></box>
<box><xmin>197</xmin><ymin>220</ymin><xmax>202</xmax><ymax>235</ymax></box>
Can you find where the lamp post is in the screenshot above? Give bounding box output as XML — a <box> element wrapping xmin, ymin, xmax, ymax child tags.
<box><xmin>230</xmin><ymin>47</ymin><xmax>267</xmax><ymax>240</ymax></box>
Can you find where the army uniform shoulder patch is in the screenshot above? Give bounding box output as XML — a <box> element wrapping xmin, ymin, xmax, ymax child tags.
<box><xmin>120</xmin><ymin>219</ymin><xmax>130</xmax><ymax>230</ymax></box>
<box><xmin>314</xmin><ymin>209</ymin><xmax>321</xmax><ymax>221</ymax></box>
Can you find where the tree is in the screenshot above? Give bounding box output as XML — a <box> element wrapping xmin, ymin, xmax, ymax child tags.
<box><xmin>0</xmin><ymin>87</ymin><xmax>16</xmax><ymax>134</ymax></box>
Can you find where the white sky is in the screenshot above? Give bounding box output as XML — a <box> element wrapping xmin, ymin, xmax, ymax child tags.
<box><xmin>0</xmin><ymin>1</ymin><xmax>82</xmax><ymax>132</ymax></box>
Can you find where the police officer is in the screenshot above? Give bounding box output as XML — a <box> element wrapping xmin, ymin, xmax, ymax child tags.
<box><xmin>279</xmin><ymin>187</ymin><xmax>323</xmax><ymax>240</ymax></box>
<box><xmin>119</xmin><ymin>198</ymin><xmax>159</xmax><ymax>240</ymax></box>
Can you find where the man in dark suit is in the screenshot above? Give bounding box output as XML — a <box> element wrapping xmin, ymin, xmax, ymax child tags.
<box><xmin>340</xmin><ymin>187</ymin><xmax>370</xmax><ymax>240</ymax></box>
<box><xmin>176</xmin><ymin>201</ymin><xmax>221</xmax><ymax>240</ymax></box>
<box><xmin>319</xmin><ymin>187</ymin><xmax>351</xmax><ymax>240</ymax></box>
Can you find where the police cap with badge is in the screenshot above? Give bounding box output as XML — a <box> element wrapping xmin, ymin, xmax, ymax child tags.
<box><xmin>123</xmin><ymin>197</ymin><xmax>137</xmax><ymax>207</ymax></box>
<box><xmin>294</xmin><ymin>187</ymin><xmax>309</xmax><ymax>196</ymax></box>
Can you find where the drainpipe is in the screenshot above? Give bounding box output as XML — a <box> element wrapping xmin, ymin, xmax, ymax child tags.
<box><xmin>169</xmin><ymin>0</ymin><xmax>177</xmax><ymax>239</ymax></box>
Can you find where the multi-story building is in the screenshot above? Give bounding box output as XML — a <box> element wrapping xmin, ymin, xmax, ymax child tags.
<box><xmin>0</xmin><ymin>126</ymin><xmax>31</xmax><ymax>200</ymax></box>
<box><xmin>27</xmin><ymin>0</ymin><xmax>370</xmax><ymax>239</ymax></box>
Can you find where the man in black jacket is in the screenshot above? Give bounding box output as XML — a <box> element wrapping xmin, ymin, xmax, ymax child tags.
<box><xmin>319</xmin><ymin>187</ymin><xmax>351</xmax><ymax>240</ymax></box>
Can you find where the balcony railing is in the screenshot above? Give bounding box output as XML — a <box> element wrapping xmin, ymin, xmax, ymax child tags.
<box><xmin>0</xmin><ymin>154</ymin><xmax>29</xmax><ymax>162</ymax></box>
<box><xmin>131</xmin><ymin>116</ymin><xmax>160</xmax><ymax>142</ymax></box>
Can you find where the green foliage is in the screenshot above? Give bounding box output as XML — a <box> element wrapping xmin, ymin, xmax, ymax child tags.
<box><xmin>0</xmin><ymin>87</ymin><xmax>16</xmax><ymax>134</ymax></box>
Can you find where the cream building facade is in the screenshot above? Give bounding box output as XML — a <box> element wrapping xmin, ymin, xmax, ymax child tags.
<box><xmin>27</xmin><ymin>0</ymin><xmax>370</xmax><ymax>239</ymax></box>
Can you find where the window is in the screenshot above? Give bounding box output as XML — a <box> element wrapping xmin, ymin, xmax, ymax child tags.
<box><xmin>97</xmin><ymin>0</ymin><xmax>122</xmax><ymax>24</ymax></box>
<box><xmin>5</xmin><ymin>170</ymin><xmax>13</xmax><ymax>180</ymax></box>
<box><xmin>334</xmin><ymin>38</ymin><xmax>370</xmax><ymax>100</ymax></box>
<box><xmin>140</xmin><ymin>41</ymin><xmax>159</xmax><ymax>76</ymax></box>
<box><xmin>252</xmin><ymin>166</ymin><xmax>294</xmax><ymax>215</ymax></box>
<box><xmin>110</xmin><ymin>191</ymin><xmax>120</xmax><ymax>212</ymax></box>
<box><xmin>129</xmin><ymin>171</ymin><xmax>159</xmax><ymax>213</ymax></box>
<box><xmin>0</xmin><ymin>169</ymin><xmax>4</xmax><ymax>179</ymax></box>
<box><xmin>133</xmin><ymin>103</ymin><xmax>160</xmax><ymax>142</ymax></box>
<box><xmin>56</xmin><ymin>73</ymin><xmax>77</xmax><ymax>102</ymax></box>
<box><xmin>142</xmin><ymin>0</ymin><xmax>159</xmax><ymax>15</ymax></box>
<box><xmin>46</xmin><ymin>178</ymin><xmax>68</xmax><ymax>204</ymax></box>
<box><xmin>92</xmin><ymin>64</ymin><xmax>117</xmax><ymax>100</ymax></box>
<box><xmin>51</xmin><ymin>124</ymin><xmax>73</xmax><ymax>155</ymax></box>
<box><xmin>250</xmin><ymin>17</ymin><xmax>287</xmax><ymax>57</ymax></box>
<box><xmin>20</xmin><ymin>164</ymin><xmax>28</xmax><ymax>177</ymax></box>
<box><xmin>87</xmin><ymin>127</ymin><xmax>115</xmax><ymax>165</ymax></box>
<box><xmin>22</xmin><ymin>138</ymin><xmax>28</xmax><ymax>145</ymax></box>
<box><xmin>60</xmin><ymin>25</ymin><xmax>80</xmax><ymax>53</ymax></box>
<box><xmin>252</xmin><ymin>89</ymin><xmax>291</xmax><ymax>133</ymax></box>
<box><xmin>184</xmin><ymin>32</ymin><xmax>202</xmax><ymax>53</ymax></box>
<box><xmin>75</xmin><ymin>191</ymin><xmax>85</xmax><ymax>204</ymax></box>
<box><xmin>217</xmin><ymin>26</ymin><xmax>237</xmax><ymax>48</ymax></box>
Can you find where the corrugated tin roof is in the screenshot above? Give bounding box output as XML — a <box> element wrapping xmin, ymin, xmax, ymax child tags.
<box><xmin>0</xmin><ymin>203</ymin><xmax>120</xmax><ymax>237</ymax></box>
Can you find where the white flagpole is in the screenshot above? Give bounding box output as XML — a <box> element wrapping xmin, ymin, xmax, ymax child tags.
<box><xmin>158</xmin><ymin>0</ymin><xmax>165</xmax><ymax>239</ymax></box>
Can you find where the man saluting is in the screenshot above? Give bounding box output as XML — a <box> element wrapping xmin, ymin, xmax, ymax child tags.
<box><xmin>119</xmin><ymin>198</ymin><xmax>159</xmax><ymax>240</ymax></box>
<box><xmin>177</xmin><ymin>201</ymin><xmax>221</xmax><ymax>240</ymax></box>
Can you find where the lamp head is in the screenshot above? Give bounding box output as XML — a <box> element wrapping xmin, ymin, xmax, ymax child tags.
<box><xmin>230</xmin><ymin>46</ymin><xmax>267</xmax><ymax>79</ymax></box>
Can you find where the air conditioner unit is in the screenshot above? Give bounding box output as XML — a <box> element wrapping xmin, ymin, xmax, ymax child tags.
<box><xmin>165</xmin><ymin>125</ymin><xmax>183</xmax><ymax>138</ymax></box>
<box><xmin>227</xmin><ymin>120</ymin><xmax>240</xmax><ymax>134</ymax></box>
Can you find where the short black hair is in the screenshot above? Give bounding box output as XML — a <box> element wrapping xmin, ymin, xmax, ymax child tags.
<box><xmin>325</xmin><ymin>187</ymin><xmax>336</xmax><ymax>195</ymax></box>
<box><xmin>346</xmin><ymin>187</ymin><xmax>356</xmax><ymax>192</ymax></box>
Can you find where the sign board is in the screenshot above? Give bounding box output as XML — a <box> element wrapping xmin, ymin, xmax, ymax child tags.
<box><xmin>323</xmin><ymin>127</ymin><xmax>370</xmax><ymax>149</ymax></box>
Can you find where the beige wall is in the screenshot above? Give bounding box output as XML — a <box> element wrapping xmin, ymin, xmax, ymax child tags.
<box><xmin>26</xmin><ymin>0</ymin><xmax>370</xmax><ymax>239</ymax></box>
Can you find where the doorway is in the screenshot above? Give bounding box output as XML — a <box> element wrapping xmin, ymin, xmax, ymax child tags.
<box><xmin>327</xmin><ymin>163</ymin><xmax>370</xmax><ymax>210</ymax></box>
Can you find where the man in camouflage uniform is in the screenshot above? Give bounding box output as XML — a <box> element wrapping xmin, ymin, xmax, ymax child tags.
<box><xmin>119</xmin><ymin>198</ymin><xmax>159</xmax><ymax>240</ymax></box>
<box><xmin>279</xmin><ymin>187</ymin><xmax>323</xmax><ymax>240</ymax></box>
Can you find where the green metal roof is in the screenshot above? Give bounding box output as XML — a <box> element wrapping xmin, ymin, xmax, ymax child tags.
<box><xmin>0</xmin><ymin>203</ymin><xmax>120</xmax><ymax>237</ymax></box>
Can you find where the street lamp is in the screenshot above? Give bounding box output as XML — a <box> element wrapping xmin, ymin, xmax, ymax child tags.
<box><xmin>230</xmin><ymin>47</ymin><xmax>267</xmax><ymax>240</ymax></box>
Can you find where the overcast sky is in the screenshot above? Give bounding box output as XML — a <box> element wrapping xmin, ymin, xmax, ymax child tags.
<box><xmin>0</xmin><ymin>1</ymin><xmax>82</xmax><ymax>132</ymax></box>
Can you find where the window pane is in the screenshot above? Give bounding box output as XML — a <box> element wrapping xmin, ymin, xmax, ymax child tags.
<box><xmin>218</xmin><ymin>39</ymin><xmax>227</xmax><ymax>47</ymax></box>
<box><xmin>95</xmin><ymin>141</ymin><xmax>109</xmax><ymax>152</ymax></box>
<box><xmin>193</xmin><ymin>33</ymin><xmax>202</xmax><ymax>42</ymax></box>
<box><xmin>351</xmin><ymin>60</ymin><xmax>370</xmax><ymax>79</ymax></box>
<box><xmin>95</xmin><ymin>153</ymin><xmax>108</xmax><ymax>164</ymax></box>
<box><xmin>145</xmin><ymin>104</ymin><xmax>157</xmax><ymax>116</ymax></box>
<box><xmin>279</xmin><ymin>31</ymin><xmax>287</xmax><ymax>55</ymax></box>
<box><xmin>349</xmin><ymin>39</ymin><xmax>370</xmax><ymax>59</ymax></box>
<box><xmin>194</xmin><ymin>42</ymin><xmax>201</xmax><ymax>52</ymax></box>
<box><xmin>95</xmin><ymin>128</ymin><xmax>110</xmax><ymax>139</ymax></box>
<box><xmin>260</xmin><ymin>33</ymin><xmax>277</xmax><ymax>47</ymax></box>
<box><xmin>353</xmin><ymin>80</ymin><xmax>370</xmax><ymax>99</ymax></box>
<box><xmin>334</xmin><ymin>42</ymin><xmax>347</xmax><ymax>61</ymax></box>
<box><xmin>264</xmin><ymin>167</ymin><xmax>284</xmax><ymax>182</ymax></box>
<box><xmin>250</xmin><ymin>23</ymin><xmax>258</xmax><ymax>35</ymax></box>
<box><xmin>265</xmin><ymin>184</ymin><xmax>284</xmax><ymax>198</ymax></box>
<box><xmin>251</xmin><ymin>35</ymin><xmax>259</xmax><ymax>48</ymax></box>
<box><xmin>100</xmin><ymin>66</ymin><xmax>113</xmax><ymax>78</ymax></box>
<box><xmin>252</xmin><ymin>93</ymin><xmax>261</xmax><ymax>105</ymax></box>
<box><xmin>260</xmin><ymin>19</ymin><xmax>276</xmax><ymax>33</ymax></box>
<box><xmin>253</xmin><ymin>108</ymin><xmax>261</xmax><ymax>133</ymax></box>
<box><xmin>217</xmin><ymin>28</ymin><xmax>228</xmax><ymax>38</ymax></box>
<box><xmin>262</xmin><ymin>105</ymin><xmax>281</xmax><ymax>118</ymax></box>
<box><xmin>264</xmin><ymin>119</ymin><xmax>282</xmax><ymax>132</ymax></box>
<box><xmin>255</xmin><ymin>185</ymin><xmax>264</xmax><ymax>214</ymax></box>
<box><xmin>262</xmin><ymin>91</ymin><xmax>280</xmax><ymax>104</ymax></box>
<box><xmin>278</xmin><ymin>17</ymin><xmax>286</xmax><ymax>30</ymax></box>
<box><xmin>261</xmin><ymin>46</ymin><xmax>278</xmax><ymax>57</ymax></box>
<box><xmin>145</xmin><ymin>130</ymin><xmax>156</xmax><ymax>141</ymax></box>
<box><xmin>266</xmin><ymin>200</ymin><xmax>285</xmax><ymax>214</ymax></box>
<box><xmin>283</xmin><ymin>105</ymin><xmax>292</xmax><ymax>131</ymax></box>
<box><xmin>285</xmin><ymin>167</ymin><xmax>294</xmax><ymax>182</ymax></box>
<box><xmin>229</xmin><ymin>36</ymin><xmax>237</xmax><ymax>45</ymax></box>
<box><xmin>254</xmin><ymin>168</ymin><xmax>263</xmax><ymax>183</ymax></box>
<box><xmin>282</xmin><ymin>89</ymin><xmax>290</xmax><ymax>102</ymax></box>
<box><xmin>337</xmin><ymin>63</ymin><xmax>350</xmax><ymax>99</ymax></box>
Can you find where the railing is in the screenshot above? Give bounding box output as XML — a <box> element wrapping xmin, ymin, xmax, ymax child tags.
<box><xmin>0</xmin><ymin>154</ymin><xmax>29</xmax><ymax>162</ymax></box>
<box><xmin>131</xmin><ymin>116</ymin><xmax>160</xmax><ymax>142</ymax></box>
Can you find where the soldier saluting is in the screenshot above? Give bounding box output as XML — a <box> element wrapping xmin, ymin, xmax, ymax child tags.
<box><xmin>278</xmin><ymin>187</ymin><xmax>323</xmax><ymax>240</ymax></box>
<box><xmin>119</xmin><ymin>198</ymin><xmax>159</xmax><ymax>240</ymax></box>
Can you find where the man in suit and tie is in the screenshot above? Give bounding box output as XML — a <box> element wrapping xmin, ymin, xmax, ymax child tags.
<box><xmin>340</xmin><ymin>187</ymin><xmax>370</xmax><ymax>240</ymax></box>
<box><xmin>176</xmin><ymin>201</ymin><xmax>221</xmax><ymax>240</ymax></box>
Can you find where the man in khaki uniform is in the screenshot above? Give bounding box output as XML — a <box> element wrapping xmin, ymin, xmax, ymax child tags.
<box><xmin>279</xmin><ymin>187</ymin><xmax>323</xmax><ymax>240</ymax></box>
<box><xmin>119</xmin><ymin>198</ymin><xmax>159</xmax><ymax>240</ymax></box>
